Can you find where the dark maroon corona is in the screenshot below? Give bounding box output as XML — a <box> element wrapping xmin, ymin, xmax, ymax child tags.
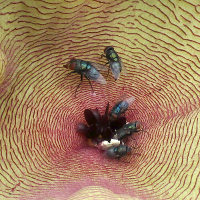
<box><xmin>77</xmin><ymin>102</ymin><xmax>126</xmax><ymax>144</ymax></box>
<box><xmin>77</xmin><ymin>98</ymin><xmax>142</xmax><ymax>159</ymax></box>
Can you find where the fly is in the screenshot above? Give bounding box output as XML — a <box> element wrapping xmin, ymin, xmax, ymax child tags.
<box><xmin>64</xmin><ymin>58</ymin><xmax>106</xmax><ymax>96</ymax></box>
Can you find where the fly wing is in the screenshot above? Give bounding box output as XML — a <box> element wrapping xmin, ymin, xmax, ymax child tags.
<box><xmin>124</xmin><ymin>96</ymin><xmax>135</xmax><ymax>105</ymax></box>
<box><xmin>110</xmin><ymin>62</ymin><xmax>121</xmax><ymax>80</ymax></box>
<box><xmin>90</xmin><ymin>62</ymin><xmax>108</xmax><ymax>71</ymax></box>
<box><xmin>85</xmin><ymin>67</ymin><xmax>106</xmax><ymax>84</ymax></box>
<box><xmin>110</xmin><ymin>96</ymin><xmax>135</xmax><ymax>115</ymax></box>
<box><xmin>95</xmin><ymin>73</ymin><xmax>107</xmax><ymax>84</ymax></box>
<box><xmin>117</xmin><ymin>95</ymin><xmax>135</xmax><ymax>105</ymax></box>
<box><xmin>120</xmin><ymin>59</ymin><xmax>127</xmax><ymax>76</ymax></box>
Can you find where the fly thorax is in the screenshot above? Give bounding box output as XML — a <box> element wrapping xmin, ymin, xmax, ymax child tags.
<box><xmin>80</xmin><ymin>62</ymin><xmax>88</xmax><ymax>70</ymax></box>
<box><xmin>129</xmin><ymin>124</ymin><xmax>136</xmax><ymax>129</ymax></box>
<box><xmin>107</xmin><ymin>50</ymin><xmax>117</xmax><ymax>61</ymax></box>
<box><xmin>115</xmin><ymin>106</ymin><xmax>121</xmax><ymax>114</ymax></box>
<box><xmin>86</xmin><ymin>63</ymin><xmax>91</xmax><ymax>70</ymax></box>
<box><xmin>79</xmin><ymin>60</ymin><xmax>90</xmax><ymax>71</ymax></box>
<box><xmin>88</xmin><ymin>67</ymin><xmax>99</xmax><ymax>80</ymax></box>
<box><xmin>87</xmin><ymin>66</ymin><xmax>91</xmax><ymax>70</ymax></box>
<box><xmin>111</xmin><ymin>52</ymin><xmax>116</xmax><ymax>58</ymax></box>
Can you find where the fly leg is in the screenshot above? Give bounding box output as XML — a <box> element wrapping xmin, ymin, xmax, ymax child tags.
<box><xmin>75</xmin><ymin>74</ymin><xmax>83</xmax><ymax>97</ymax></box>
<box><xmin>101</xmin><ymin>54</ymin><xmax>106</xmax><ymax>58</ymax></box>
<box><xmin>65</xmin><ymin>71</ymin><xmax>77</xmax><ymax>78</ymax></box>
<box><xmin>85</xmin><ymin>75</ymin><xmax>94</xmax><ymax>94</ymax></box>
<box><xmin>107</xmin><ymin>66</ymin><xmax>110</xmax><ymax>79</ymax></box>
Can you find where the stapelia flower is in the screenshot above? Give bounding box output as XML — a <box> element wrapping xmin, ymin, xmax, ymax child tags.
<box><xmin>0</xmin><ymin>1</ymin><xmax>199</xmax><ymax>200</ymax></box>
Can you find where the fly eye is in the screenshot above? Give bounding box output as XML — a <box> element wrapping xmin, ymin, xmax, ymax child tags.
<box><xmin>70</xmin><ymin>58</ymin><xmax>76</xmax><ymax>63</ymax></box>
<box><xmin>104</xmin><ymin>46</ymin><xmax>114</xmax><ymax>53</ymax></box>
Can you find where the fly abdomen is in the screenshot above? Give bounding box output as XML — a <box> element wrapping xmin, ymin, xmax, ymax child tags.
<box><xmin>106</xmin><ymin>145</ymin><xmax>131</xmax><ymax>158</ymax></box>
